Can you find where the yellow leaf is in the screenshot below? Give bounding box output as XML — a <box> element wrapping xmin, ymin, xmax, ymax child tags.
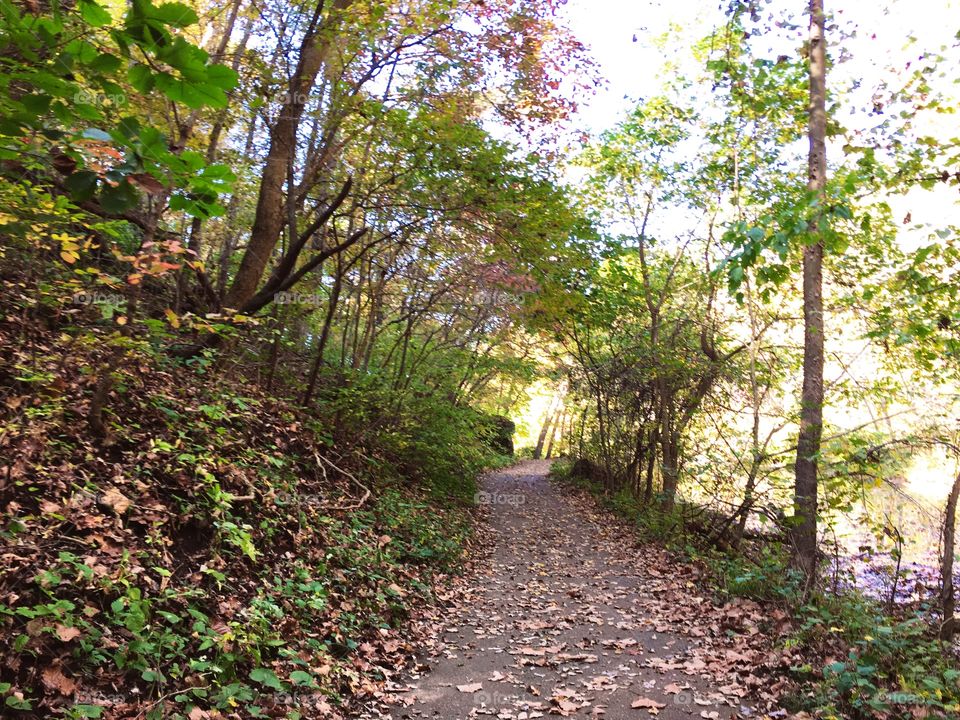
<box><xmin>164</xmin><ymin>308</ymin><xmax>181</xmax><ymax>329</ymax></box>
<box><xmin>60</xmin><ymin>251</ymin><xmax>77</xmax><ymax>264</ymax></box>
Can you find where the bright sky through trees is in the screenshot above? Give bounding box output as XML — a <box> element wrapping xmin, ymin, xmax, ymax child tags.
<box><xmin>564</xmin><ymin>0</ymin><xmax>960</xmax><ymax>244</ymax></box>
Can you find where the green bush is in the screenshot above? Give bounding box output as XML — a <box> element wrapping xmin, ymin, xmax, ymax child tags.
<box><xmin>792</xmin><ymin>593</ymin><xmax>960</xmax><ymax>718</ymax></box>
<box><xmin>707</xmin><ymin>544</ymin><xmax>802</xmax><ymax>603</ymax></box>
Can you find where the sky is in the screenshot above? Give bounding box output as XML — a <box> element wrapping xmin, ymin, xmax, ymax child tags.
<box><xmin>561</xmin><ymin>0</ymin><xmax>723</xmax><ymax>132</ymax></box>
<box><xmin>559</xmin><ymin>0</ymin><xmax>960</xmax><ymax>243</ymax></box>
<box><xmin>562</xmin><ymin>0</ymin><xmax>959</xmax><ymax>132</ymax></box>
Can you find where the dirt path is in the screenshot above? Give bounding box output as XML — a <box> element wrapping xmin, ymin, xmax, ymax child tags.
<box><xmin>356</xmin><ymin>461</ymin><xmax>788</xmax><ymax>720</ymax></box>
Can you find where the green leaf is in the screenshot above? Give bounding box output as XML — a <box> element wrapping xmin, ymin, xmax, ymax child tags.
<box><xmin>64</xmin><ymin>171</ymin><xmax>99</xmax><ymax>201</ymax></box>
<box><xmin>156</xmin><ymin>37</ymin><xmax>208</xmax><ymax>80</ymax></box>
<box><xmin>72</xmin><ymin>705</ymin><xmax>105</xmax><ymax>718</ymax></box>
<box><xmin>155</xmin><ymin>73</ymin><xmax>227</xmax><ymax>109</ymax></box>
<box><xmin>728</xmin><ymin>264</ymin><xmax>744</xmax><ymax>289</ymax></box>
<box><xmin>73</xmin><ymin>102</ymin><xmax>102</xmax><ymax>121</ymax></box>
<box><xmin>152</xmin><ymin>2</ymin><xmax>199</xmax><ymax>28</ymax></box>
<box><xmin>249</xmin><ymin>668</ymin><xmax>282</xmax><ymax>690</ymax></box>
<box><xmin>89</xmin><ymin>53</ymin><xmax>121</xmax><ymax>73</ymax></box>
<box><xmin>289</xmin><ymin>670</ymin><xmax>316</xmax><ymax>687</ymax></box>
<box><xmin>200</xmin><ymin>164</ymin><xmax>236</xmax><ymax>181</ymax></box>
<box><xmin>5</xmin><ymin>695</ymin><xmax>33</xmax><ymax>710</ymax></box>
<box><xmin>20</xmin><ymin>93</ymin><xmax>51</xmax><ymax>114</ymax></box>
<box><xmin>128</xmin><ymin>64</ymin><xmax>154</xmax><ymax>93</ymax></box>
<box><xmin>66</xmin><ymin>39</ymin><xmax>99</xmax><ymax>64</ymax></box>
<box><xmin>79</xmin><ymin>0</ymin><xmax>112</xmax><ymax>27</ymax></box>
<box><xmin>206</xmin><ymin>64</ymin><xmax>238</xmax><ymax>91</ymax></box>
<box><xmin>99</xmin><ymin>180</ymin><xmax>139</xmax><ymax>213</ymax></box>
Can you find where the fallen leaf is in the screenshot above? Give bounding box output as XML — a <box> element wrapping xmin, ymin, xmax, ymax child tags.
<box><xmin>631</xmin><ymin>697</ymin><xmax>666</xmax><ymax>710</ymax></box>
<box><xmin>41</xmin><ymin>666</ymin><xmax>76</xmax><ymax>696</ymax></box>
<box><xmin>100</xmin><ymin>486</ymin><xmax>131</xmax><ymax>514</ymax></box>
<box><xmin>54</xmin><ymin>624</ymin><xmax>81</xmax><ymax>642</ymax></box>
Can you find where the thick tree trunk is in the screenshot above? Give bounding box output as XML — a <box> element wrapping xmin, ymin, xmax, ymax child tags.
<box><xmin>577</xmin><ymin>406</ymin><xmax>588</xmax><ymax>458</ymax></box>
<box><xmin>940</xmin><ymin>470</ymin><xmax>960</xmax><ymax>640</ymax></box>
<box><xmin>224</xmin><ymin>0</ymin><xmax>353</xmax><ymax>310</ymax></box>
<box><xmin>791</xmin><ymin>0</ymin><xmax>827</xmax><ymax>585</ymax></box>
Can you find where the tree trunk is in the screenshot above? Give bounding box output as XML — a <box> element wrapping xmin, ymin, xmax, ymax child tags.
<box><xmin>545</xmin><ymin>409</ymin><xmax>564</xmax><ymax>459</ymax></box>
<box><xmin>302</xmin><ymin>255</ymin><xmax>344</xmax><ymax>406</ymax></box>
<box><xmin>264</xmin><ymin>309</ymin><xmax>285</xmax><ymax>392</ymax></box>
<box><xmin>660</xmin><ymin>428</ymin><xmax>680</xmax><ymax>511</ymax></box>
<box><xmin>224</xmin><ymin>0</ymin><xmax>353</xmax><ymax>310</ymax></box>
<box><xmin>629</xmin><ymin>427</ymin><xmax>646</xmax><ymax>496</ymax></box>
<box><xmin>644</xmin><ymin>425</ymin><xmax>657</xmax><ymax>504</ymax></box>
<box><xmin>940</xmin><ymin>469</ymin><xmax>960</xmax><ymax>640</ymax></box>
<box><xmin>791</xmin><ymin>0</ymin><xmax>827</xmax><ymax>585</ymax></box>
<box><xmin>534</xmin><ymin>396</ymin><xmax>559</xmax><ymax>460</ymax></box>
<box><xmin>577</xmin><ymin>405</ymin><xmax>588</xmax><ymax>458</ymax></box>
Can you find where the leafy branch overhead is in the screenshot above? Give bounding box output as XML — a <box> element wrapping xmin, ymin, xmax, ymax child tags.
<box><xmin>1</xmin><ymin>0</ymin><xmax>238</xmax><ymax>218</ymax></box>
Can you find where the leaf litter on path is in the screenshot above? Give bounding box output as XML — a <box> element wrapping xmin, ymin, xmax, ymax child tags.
<box><xmin>355</xmin><ymin>460</ymin><xmax>794</xmax><ymax>719</ymax></box>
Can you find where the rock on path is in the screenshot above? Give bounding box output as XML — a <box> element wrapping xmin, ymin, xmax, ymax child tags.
<box><xmin>355</xmin><ymin>460</ymin><xmax>788</xmax><ymax>720</ymax></box>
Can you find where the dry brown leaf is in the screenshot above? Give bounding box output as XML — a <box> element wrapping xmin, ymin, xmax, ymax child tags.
<box><xmin>54</xmin><ymin>624</ymin><xmax>81</xmax><ymax>642</ymax></box>
<box><xmin>100</xmin><ymin>486</ymin><xmax>131</xmax><ymax>514</ymax></box>
<box><xmin>551</xmin><ymin>699</ymin><xmax>579</xmax><ymax>716</ymax></box>
<box><xmin>41</xmin><ymin>666</ymin><xmax>76</xmax><ymax>696</ymax></box>
<box><xmin>631</xmin><ymin>697</ymin><xmax>666</xmax><ymax>709</ymax></box>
